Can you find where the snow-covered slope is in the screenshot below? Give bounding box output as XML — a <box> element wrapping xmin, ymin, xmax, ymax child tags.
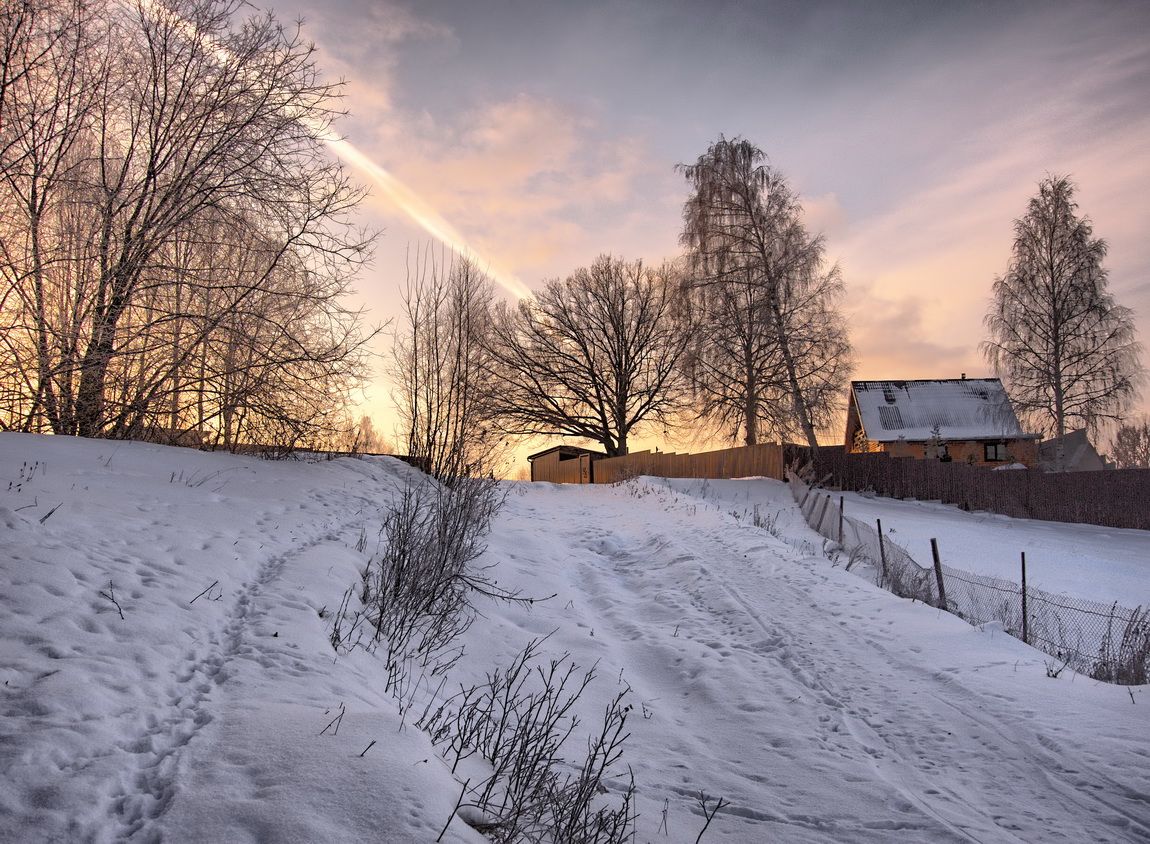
<box><xmin>1</xmin><ymin>434</ymin><xmax>1147</xmax><ymax>842</ymax></box>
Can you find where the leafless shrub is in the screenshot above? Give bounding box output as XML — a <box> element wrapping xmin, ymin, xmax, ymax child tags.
<box><xmin>419</xmin><ymin>637</ymin><xmax>636</xmax><ymax>844</ymax></box>
<box><xmin>1092</xmin><ymin>605</ymin><xmax>1150</xmax><ymax>686</ymax></box>
<box><xmin>333</xmin><ymin>476</ymin><xmax>509</xmax><ymax>678</ymax></box>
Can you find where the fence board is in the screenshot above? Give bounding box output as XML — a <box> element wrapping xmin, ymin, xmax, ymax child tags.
<box><xmin>787</xmin><ymin>445</ymin><xmax>1150</xmax><ymax>531</ymax></box>
<box><xmin>592</xmin><ymin>442</ymin><xmax>784</xmax><ymax>484</ymax></box>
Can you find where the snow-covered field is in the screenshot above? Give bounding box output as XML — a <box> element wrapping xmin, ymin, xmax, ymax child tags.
<box><xmin>1</xmin><ymin>433</ymin><xmax>1148</xmax><ymax>842</ymax></box>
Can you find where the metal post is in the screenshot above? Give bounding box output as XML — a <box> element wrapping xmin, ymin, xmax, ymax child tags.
<box><xmin>815</xmin><ymin>493</ymin><xmax>831</xmax><ymax>534</ymax></box>
<box><xmin>876</xmin><ymin>519</ymin><xmax>888</xmax><ymax>586</ymax></box>
<box><xmin>838</xmin><ymin>496</ymin><xmax>845</xmax><ymax>546</ymax></box>
<box><xmin>1020</xmin><ymin>551</ymin><xmax>1028</xmax><ymax>645</ymax></box>
<box><xmin>931</xmin><ymin>538</ymin><xmax>948</xmax><ymax>611</ymax></box>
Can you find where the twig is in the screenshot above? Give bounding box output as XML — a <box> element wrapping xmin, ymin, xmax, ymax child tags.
<box><xmin>189</xmin><ymin>580</ymin><xmax>219</xmax><ymax>604</ymax></box>
<box><xmin>99</xmin><ymin>581</ymin><xmax>125</xmax><ymax>620</ymax></box>
<box><xmin>320</xmin><ymin>703</ymin><xmax>345</xmax><ymax>736</ymax></box>
<box><xmin>358</xmin><ymin>740</ymin><xmax>377</xmax><ymax>756</ymax></box>
<box><xmin>39</xmin><ymin>503</ymin><xmax>61</xmax><ymax>524</ymax></box>
<box><xmin>436</xmin><ymin>778</ymin><xmax>470</xmax><ymax>842</ymax></box>
<box><xmin>695</xmin><ymin>792</ymin><xmax>727</xmax><ymax>843</ymax></box>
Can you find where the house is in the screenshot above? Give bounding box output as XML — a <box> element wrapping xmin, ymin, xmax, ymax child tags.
<box><xmin>527</xmin><ymin>445</ymin><xmax>605</xmax><ymax>483</ymax></box>
<box><xmin>844</xmin><ymin>378</ymin><xmax>1040</xmax><ymax>467</ymax></box>
<box><xmin>1038</xmin><ymin>429</ymin><xmax>1110</xmax><ymax>472</ymax></box>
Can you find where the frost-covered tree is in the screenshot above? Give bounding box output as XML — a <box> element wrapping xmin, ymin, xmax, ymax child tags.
<box><xmin>982</xmin><ymin>175</ymin><xmax>1143</xmax><ymax>439</ymax></box>
<box><xmin>678</xmin><ymin>136</ymin><xmax>853</xmax><ymax>448</ymax></box>
<box><xmin>0</xmin><ymin>0</ymin><xmax>375</xmax><ymax>447</ymax></box>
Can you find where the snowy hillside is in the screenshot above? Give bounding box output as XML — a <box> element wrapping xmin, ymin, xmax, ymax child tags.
<box><xmin>1</xmin><ymin>433</ymin><xmax>1148</xmax><ymax>843</ymax></box>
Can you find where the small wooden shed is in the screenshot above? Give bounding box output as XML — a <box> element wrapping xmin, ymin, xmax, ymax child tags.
<box><xmin>527</xmin><ymin>445</ymin><xmax>605</xmax><ymax>483</ymax></box>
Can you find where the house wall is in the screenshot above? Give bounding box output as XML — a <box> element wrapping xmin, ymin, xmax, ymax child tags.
<box><xmin>875</xmin><ymin>438</ymin><xmax>1038</xmax><ymax>468</ymax></box>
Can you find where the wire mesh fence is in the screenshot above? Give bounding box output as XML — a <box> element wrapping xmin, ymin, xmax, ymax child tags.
<box><xmin>788</xmin><ymin>471</ymin><xmax>1150</xmax><ymax>685</ymax></box>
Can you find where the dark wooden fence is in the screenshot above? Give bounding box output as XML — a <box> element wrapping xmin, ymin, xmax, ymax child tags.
<box><xmin>593</xmin><ymin>443</ymin><xmax>784</xmax><ymax>484</ymax></box>
<box><xmin>789</xmin><ymin>446</ymin><xmax>1150</xmax><ymax>531</ymax></box>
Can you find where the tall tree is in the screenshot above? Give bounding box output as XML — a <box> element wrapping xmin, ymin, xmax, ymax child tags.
<box><xmin>390</xmin><ymin>251</ymin><xmax>502</xmax><ymax>481</ymax></box>
<box><xmin>982</xmin><ymin>175</ymin><xmax>1144</xmax><ymax>440</ymax></box>
<box><xmin>678</xmin><ymin>136</ymin><xmax>853</xmax><ymax>448</ymax></box>
<box><xmin>0</xmin><ymin>0</ymin><xmax>376</xmax><ymax>447</ymax></box>
<box><xmin>485</xmin><ymin>255</ymin><xmax>690</xmax><ymax>457</ymax></box>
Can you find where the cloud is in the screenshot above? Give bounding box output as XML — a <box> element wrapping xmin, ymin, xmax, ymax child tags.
<box><xmin>382</xmin><ymin>93</ymin><xmax>676</xmax><ymax>283</ymax></box>
<box><xmin>282</xmin><ymin>0</ymin><xmax>454</xmax><ymax>117</ymax></box>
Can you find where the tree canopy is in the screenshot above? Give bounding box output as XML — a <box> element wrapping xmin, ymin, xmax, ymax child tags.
<box><xmin>982</xmin><ymin>175</ymin><xmax>1143</xmax><ymax>439</ymax></box>
<box><xmin>678</xmin><ymin>136</ymin><xmax>853</xmax><ymax>447</ymax></box>
<box><xmin>485</xmin><ymin>255</ymin><xmax>690</xmax><ymax>457</ymax></box>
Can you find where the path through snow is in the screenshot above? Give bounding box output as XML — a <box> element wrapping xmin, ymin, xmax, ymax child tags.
<box><xmin>1</xmin><ymin>435</ymin><xmax>1147</xmax><ymax>842</ymax></box>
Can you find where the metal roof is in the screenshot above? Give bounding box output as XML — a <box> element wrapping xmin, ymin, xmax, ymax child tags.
<box><xmin>851</xmin><ymin>379</ymin><xmax>1034</xmax><ymax>443</ymax></box>
<box><xmin>526</xmin><ymin>444</ymin><xmax>607</xmax><ymax>462</ymax></box>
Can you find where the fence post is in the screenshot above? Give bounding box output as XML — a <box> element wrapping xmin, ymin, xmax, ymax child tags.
<box><xmin>838</xmin><ymin>496</ymin><xmax>845</xmax><ymax>545</ymax></box>
<box><xmin>1020</xmin><ymin>551</ymin><xmax>1028</xmax><ymax>645</ymax></box>
<box><xmin>876</xmin><ymin>518</ymin><xmax>888</xmax><ymax>586</ymax></box>
<box><xmin>930</xmin><ymin>538</ymin><xmax>948</xmax><ymax>611</ymax></box>
<box><xmin>815</xmin><ymin>493</ymin><xmax>832</xmax><ymax>534</ymax></box>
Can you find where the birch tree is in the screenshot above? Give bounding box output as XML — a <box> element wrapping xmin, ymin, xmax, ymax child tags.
<box><xmin>678</xmin><ymin>136</ymin><xmax>853</xmax><ymax>448</ymax></box>
<box><xmin>982</xmin><ymin>175</ymin><xmax>1143</xmax><ymax>439</ymax></box>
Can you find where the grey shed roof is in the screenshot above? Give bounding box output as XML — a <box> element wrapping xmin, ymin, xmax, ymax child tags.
<box><xmin>851</xmin><ymin>379</ymin><xmax>1033</xmax><ymax>443</ymax></box>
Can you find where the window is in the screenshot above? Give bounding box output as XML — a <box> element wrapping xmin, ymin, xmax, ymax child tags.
<box><xmin>984</xmin><ymin>442</ymin><xmax>1007</xmax><ymax>462</ymax></box>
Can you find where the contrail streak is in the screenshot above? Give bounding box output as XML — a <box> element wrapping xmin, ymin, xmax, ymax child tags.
<box><xmin>133</xmin><ymin>0</ymin><xmax>532</xmax><ymax>300</ymax></box>
<box><xmin>323</xmin><ymin>135</ymin><xmax>533</xmax><ymax>299</ymax></box>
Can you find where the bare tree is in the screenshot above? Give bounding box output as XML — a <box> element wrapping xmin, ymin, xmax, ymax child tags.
<box><xmin>390</xmin><ymin>251</ymin><xmax>503</xmax><ymax>481</ymax></box>
<box><xmin>485</xmin><ymin>254</ymin><xmax>690</xmax><ymax>457</ymax></box>
<box><xmin>1111</xmin><ymin>417</ymin><xmax>1150</xmax><ymax>469</ymax></box>
<box><xmin>0</xmin><ymin>0</ymin><xmax>377</xmax><ymax>447</ymax></box>
<box><xmin>678</xmin><ymin>136</ymin><xmax>853</xmax><ymax>447</ymax></box>
<box><xmin>0</xmin><ymin>0</ymin><xmax>104</xmax><ymax>433</ymax></box>
<box><xmin>982</xmin><ymin>175</ymin><xmax>1144</xmax><ymax>440</ymax></box>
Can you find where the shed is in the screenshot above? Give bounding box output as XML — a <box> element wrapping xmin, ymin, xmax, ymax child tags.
<box><xmin>845</xmin><ymin>378</ymin><xmax>1040</xmax><ymax>467</ymax></box>
<box><xmin>527</xmin><ymin>445</ymin><xmax>605</xmax><ymax>483</ymax></box>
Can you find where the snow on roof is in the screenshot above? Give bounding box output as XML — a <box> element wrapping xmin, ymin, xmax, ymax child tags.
<box><xmin>852</xmin><ymin>379</ymin><xmax>1031</xmax><ymax>443</ymax></box>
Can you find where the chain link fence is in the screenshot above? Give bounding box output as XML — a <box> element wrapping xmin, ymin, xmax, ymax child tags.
<box><xmin>789</xmin><ymin>471</ymin><xmax>1150</xmax><ymax>685</ymax></box>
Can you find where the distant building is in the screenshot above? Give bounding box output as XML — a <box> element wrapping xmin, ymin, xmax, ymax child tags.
<box><xmin>1038</xmin><ymin>429</ymin><xmax>1111</xmax><ymax>472</ymax></box>
<box><xmin>844</xmin><ymin>378</ymin><xmax>1040</xmax><ymax>467</ymax></box>
<box><xmin>527</xmin><ymin>445</ymin><xmax>605</xmax><ymax>483</ymax></box>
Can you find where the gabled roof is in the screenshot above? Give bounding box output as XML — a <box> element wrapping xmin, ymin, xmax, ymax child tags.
<box><xmin>1038</xmin><ymin>429</ymin><xmax>1108</xmax><ymax>472</ymax></box>
<box><xmin>526</xmin><ymin>444</ymin><xmax>606</xmax><ymax>462</ymax></box>
<box><xmin>850</xmin><ymin>379</ymin><xmax>1034</xmax><ymax>443</ymax></box>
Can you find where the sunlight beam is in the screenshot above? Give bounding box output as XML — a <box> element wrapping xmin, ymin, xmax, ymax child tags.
<box><xmin>322</xmin><ymin>136</ymin><xmax>533</xmax><ymax>299</ymax></box>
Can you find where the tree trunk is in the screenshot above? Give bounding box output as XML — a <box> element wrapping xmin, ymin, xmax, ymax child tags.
<box><xmin>772</xmin><ymin>300</ymin><xmax>819</xmax><ymax>448</ymax></box>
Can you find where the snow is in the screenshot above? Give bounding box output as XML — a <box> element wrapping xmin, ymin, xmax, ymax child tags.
<box><xmin>2</xmin><ymin>433</ymin><xmax>1148</xmax><ymax>842</ymax></box>
<box><xmin>851</xmin><ymin>379</ymin><xmax>1029</xmax><ymax>442</ymax></box>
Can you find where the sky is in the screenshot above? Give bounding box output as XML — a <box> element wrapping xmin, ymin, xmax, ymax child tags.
<box><xmin>265</xmin><ymin>0</ymin><xmax>1150</xmax><ymax>441</ymax></box>
<box><xmin>3</xmin><ymin>433</ymin><xmax>1149</xmax><ymax>841</ymax></box>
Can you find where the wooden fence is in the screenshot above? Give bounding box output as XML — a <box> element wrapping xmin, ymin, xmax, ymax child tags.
<box><xmin>789</xmin><ymin>446</ymin><xmax>1150</xmax><ymax>531</ymax></box>
<box><xmin>592</xmin><ymin>442</ymin><xmax>784</xmax><ymax>484</ymax></box>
